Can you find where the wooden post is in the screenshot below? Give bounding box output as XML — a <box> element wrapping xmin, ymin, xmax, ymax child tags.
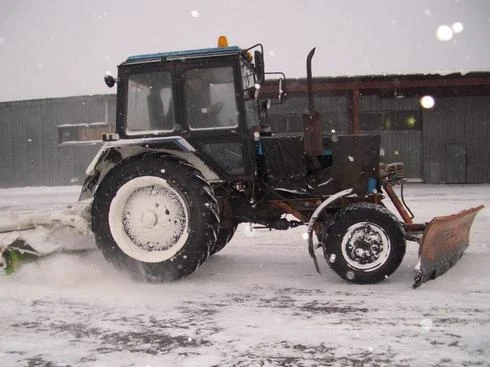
<box><xmin>350</xmin><ymin>88</ymin><xmax>360</xmax><ymax>134</ymax></box>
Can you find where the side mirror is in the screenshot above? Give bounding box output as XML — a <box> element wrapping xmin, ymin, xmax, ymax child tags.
<box><xmin>278</xmin><ymin>78</ymin><xmax>287</xmax><ymax>104</ymax></box>
<box><xmin>254</xmin><ymin>50</ymin><xmax>265</xmax><ymax>85</ymax></box>
<box><xmin>104</xmin><ymin>74</ymin><xmax>118</xmax><ymax>88</ymax></box>
<box><xmin>265</xmin><ymin>72</ymin><xmax>287</xmax><ymax>104</ymax></box>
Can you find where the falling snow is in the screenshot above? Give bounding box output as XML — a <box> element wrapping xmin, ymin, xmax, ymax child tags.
<box><xmin>436</xmin><ymin>25</ymin><xmax>454</xmax><ymax>41</ymax></box>
<box><xmin>420</xmin><ymin>95</ymin><xmax>435</xmax><ymax>109</ymax></box>
<box><xmin>452</xmin><ymin>22</ymin><xmax>464</xmax><ymax>34</ymax></box>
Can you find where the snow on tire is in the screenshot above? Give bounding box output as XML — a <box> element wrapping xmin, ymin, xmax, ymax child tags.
<box><xmin>323</xmin><ymin>203</ymin><xmax>406</xmax><ymax>284</ymax></box>
<box><xmin>91</xmin><ymin>155</ymin><xmax>219</xmax><ymax>282</ymax></box>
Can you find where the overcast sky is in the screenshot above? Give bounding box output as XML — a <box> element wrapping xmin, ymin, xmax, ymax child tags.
<box><xmin>1</xmin><ymin>0</ymin><xmax>489</xmax><ymax>102</ymax></box>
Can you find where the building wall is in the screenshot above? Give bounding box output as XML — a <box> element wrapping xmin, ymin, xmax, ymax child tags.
<box><xmin>1</xmin><ymin>92</ymin><xmax>489</xmax><ymax>187</ymax></box>
<box><xmin>268</xmin><ymin>95</ymin><xmax>424</xmax><ymax>179</ymax></box>
<box><xmin>358</xmin><ymin>95</ymin><xmax>423</xmax><ymax>180</ymax></box>
<box><xmin>267</xmin><ymin>95</ymin><xmax>350</xmax><ymax>134</ymax></box>
<box><xmin>0</xmin><ymin>95</ymin><xmax>116</xmax><ymax>188</ymax></box>
<box><xmin>267</xmin><ymin>93</ymin><xmax>490</xmax><ymax>183</ymax></box>
<box><xmin>423</xmin><ymin>96</ymin><xmax>490</xmax><ymax>183</ymax></box>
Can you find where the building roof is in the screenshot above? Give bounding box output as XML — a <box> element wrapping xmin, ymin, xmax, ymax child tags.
<box><xmin>262</xmin><ymin>72</ymin><xmax>490</xmax><ymax>98</ymax></box>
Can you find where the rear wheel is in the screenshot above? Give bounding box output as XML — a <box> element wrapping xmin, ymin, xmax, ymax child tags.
<box><xmin>323</xmin><ymin>203</ymin><xmax>406</xmax><ymax>284</ymax></box>
<box><xmin>209</xmin><ymin>198</ymin><xmax>237</xmax><ymax>255</ymax></box>
<box><xmin>91</xmin><ymin>155</ymin><xmax>219</xmax><ymax>282</ymax></box>
<box><xmin>211</xmin><ymin>225</ymin><xmax>237</xmax><ymax>255</ymax></box>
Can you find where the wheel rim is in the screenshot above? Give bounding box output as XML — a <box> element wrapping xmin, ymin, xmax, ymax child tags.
<box><xmin>340</xmin><ymin>222</ymin><xmax>391</xmax><ymax>272</ymax></box>
<box><xmin>108</xmin><ymin>176</ymin><xmax>189</xmax><ymax>263</ymax></box>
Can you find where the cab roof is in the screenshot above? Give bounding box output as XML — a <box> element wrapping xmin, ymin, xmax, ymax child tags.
<box><xmin>122</xmin><ymin>46</ymin><xmax>242</xmax><ymax>65</ymax></box>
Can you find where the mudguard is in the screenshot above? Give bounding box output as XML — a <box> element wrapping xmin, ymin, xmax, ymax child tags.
<box><xmin>78</xmin><ymin>136</ymin><xmax>219</xmax><ymax>201</ymax></box>
<box><xmin>306</xmin><ymin>188</ymin><xmax>354</xmax><ymax>272</ymax></box>
<box><xmin>413</xmin><ymin>205</ymin><xmax>484</xmax><ymax>288</ymax></box>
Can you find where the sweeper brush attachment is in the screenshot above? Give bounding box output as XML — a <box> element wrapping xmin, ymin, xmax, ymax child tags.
<box><xmin>0</xmin><ymin>201</ymin><xmax>95</xmax><ymax>275</ymax></box>
<box><xmin>413</xmin><ymin>205</ymin><xmax>484</xmax><ymax>288</ymax></box>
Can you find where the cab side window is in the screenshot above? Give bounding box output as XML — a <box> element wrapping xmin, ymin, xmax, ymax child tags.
<box><xmin>185</xmin><ymin>66</ymin><xmax>238</xmax><ymax>130</ymax></box>
<box><xmin>126</xmin><ymin>71</ymin><xmax>175</xmax><ymax>134</ymax></box>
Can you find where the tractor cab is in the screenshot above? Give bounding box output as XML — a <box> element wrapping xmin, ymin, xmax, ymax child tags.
<box><xmin>104</xmin><ymin>38</ymin><xmax>268</xmax><ymax>182</ymax></box>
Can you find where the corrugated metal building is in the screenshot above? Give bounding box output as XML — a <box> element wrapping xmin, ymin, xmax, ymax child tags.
<box><xmin>0</xmin><ymin>95</ymin><xmax>115</xmax><ymax>187</ymax></box>
<box><xmin>262</xmin><ymin>72</ymin><xmax>490</xmax><ymax>183</ymax></box>
<box><xmin>1</xmin><ymin>72</ymin><xmax>489</xmax><ymax>187</ymax></box>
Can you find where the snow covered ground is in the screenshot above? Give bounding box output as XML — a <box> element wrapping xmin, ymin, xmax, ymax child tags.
<box><xmin>0</xmin><ymin>184</ymin><xmax>489</xmax><ymax>367</ymax></box>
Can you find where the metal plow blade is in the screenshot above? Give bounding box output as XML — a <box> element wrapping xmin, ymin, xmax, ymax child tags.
<box><xmin>413</xmin><ymin>205</ymin><xmax>484</xmax><ymax>288</ymax></box>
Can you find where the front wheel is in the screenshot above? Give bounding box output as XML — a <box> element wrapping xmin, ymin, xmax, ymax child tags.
<box><xmin>323</xmin><ymin>203</ymin><xmax>406</xmax><ymax>284</ymax></box>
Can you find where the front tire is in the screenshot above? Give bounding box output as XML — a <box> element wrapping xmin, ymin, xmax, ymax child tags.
<box><xmin>323</xmin><ymin>203</ymin><xmax>406</xmax><ymax>284</ymax></box>
<box><xmin>91</xmin><ymin>155</ymin><xmax>219</xmax><ymax>282</ymax></box>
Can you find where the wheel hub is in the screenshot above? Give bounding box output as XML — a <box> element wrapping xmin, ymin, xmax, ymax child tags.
<box><xmin>140</xmin><ymin>210</ymin><xmax>158</xmax><ymax>228</ymax></box>
<box><xmin>122</xmin><ymin>186</ymin><xmax>186</xmax><ymax>251</ymax></box>
<box><xmin>341</xmin><ymin>222</ymin><xmax>390</xmax><ymax>271</ymax></box>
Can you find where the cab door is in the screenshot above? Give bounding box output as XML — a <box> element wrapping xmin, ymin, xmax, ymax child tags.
<box><xmin>177</xmin><ymin>60</ymin><xmax>255</xmax><ymax>181</ymax></box>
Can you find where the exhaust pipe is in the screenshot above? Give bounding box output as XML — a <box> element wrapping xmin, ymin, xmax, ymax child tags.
<box><xmin>303</xmin><ymin>48</ymin><xmax>323</xmax><ymax>169</ymax></box>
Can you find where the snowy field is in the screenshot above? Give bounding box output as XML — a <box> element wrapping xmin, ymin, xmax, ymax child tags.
<box><xmin>0</xmin><ymin>184</ymin><xmax>489</xmax><ymax>367</ymax></box>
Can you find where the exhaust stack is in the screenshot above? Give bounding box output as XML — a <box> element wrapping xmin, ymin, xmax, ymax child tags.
<box><xmin>303</xmin><ymin>48</ymin><xmax>323</xmax><ymax>169</ymax></box>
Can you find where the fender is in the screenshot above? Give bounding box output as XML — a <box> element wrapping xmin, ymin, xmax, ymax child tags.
<box><xmin>78</xmin><ymin>136</ymin><xmax>220</xmax><ymax>201</ymax></box>
<box><xmin>306</xmin><ymin>188</ymin><xmax>354</xmax><ymax>273</ymax></box>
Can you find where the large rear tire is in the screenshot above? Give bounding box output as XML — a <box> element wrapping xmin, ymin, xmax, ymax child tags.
<box><xmin>211</xmin><ymin>225</ymin><xmax>237</xmax><ymax>255</ymax></box>
<box><xmin>209</xmin><ymin>198</ymin><xmax>237</xmax><ymax>255</ymax></box>
<box><xmin>323</xmin><ymin>203</ymin><xmax>406</xmax><ymax>284</ymax></box>
<box><xmin>91</xmin><ymin>155</ymin><xmax>219</xmax><ymax>282</ymax></box>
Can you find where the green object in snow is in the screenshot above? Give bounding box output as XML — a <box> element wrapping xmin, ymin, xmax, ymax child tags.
<box><xmin>1</xmin><ymin>248</ymin><xmax>39</xmax><ymax>275</ymax></box>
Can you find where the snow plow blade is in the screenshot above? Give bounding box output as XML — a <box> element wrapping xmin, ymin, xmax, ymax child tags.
<box><xmin>413</xmin><ymin>205</ymin><xmax>484</xmax><ymax>288</ymax></box>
